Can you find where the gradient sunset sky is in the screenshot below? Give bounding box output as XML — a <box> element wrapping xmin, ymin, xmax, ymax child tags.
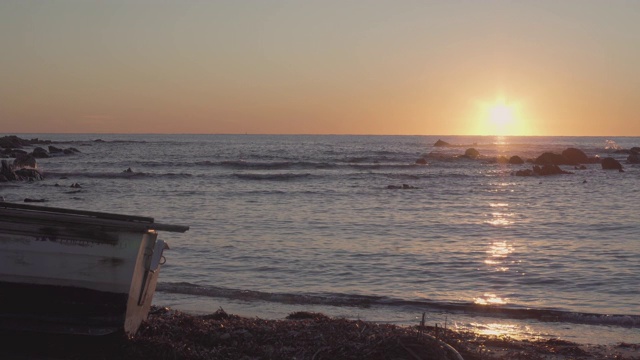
<box><xmin>1</xmin><ymin>1</ymin><xmax>639</xmax><ymax>136</ymax></box>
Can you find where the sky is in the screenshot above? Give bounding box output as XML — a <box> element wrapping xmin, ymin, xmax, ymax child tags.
<box><xmin>1</xmin><ymin>1</ymin><xmax>639</xmax><ymax>136</ymax></box>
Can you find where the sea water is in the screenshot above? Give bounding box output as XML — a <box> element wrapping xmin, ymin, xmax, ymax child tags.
<box><xmin>2</xmin><ymin>134</ymin><xmax>639</xmax><ymax>345</ymax></box>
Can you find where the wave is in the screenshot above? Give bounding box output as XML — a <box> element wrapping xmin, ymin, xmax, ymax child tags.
<box><xmin>157</xmin><ymin>282</ymin><xmax>640</xmax><ymax>328</ymax></box>
<box><xmin>233</xmin><ymin>173</ymin><xmax>312</xmax><ymax>181</ymax></box>
<box><xmin>43</xmin><ymin>171</ymin><xmax>193</xmax><ymax>179</ymax></box>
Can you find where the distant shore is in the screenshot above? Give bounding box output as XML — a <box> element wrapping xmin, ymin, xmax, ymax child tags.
<box><xmin>5</xmin><ymin>307</ymin><xmax>638</xmax><ymax>360</ymax></box>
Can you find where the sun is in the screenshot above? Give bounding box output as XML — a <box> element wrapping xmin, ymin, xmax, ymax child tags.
<box><xmin>473</xmin><ymin>96</ymin><xmax>529</xmax><ymax>136</ymax></box>
<box><xmin>489</xmin><ymin>103</ymin><xmax>514</xmax><ymax>127</ymax></box>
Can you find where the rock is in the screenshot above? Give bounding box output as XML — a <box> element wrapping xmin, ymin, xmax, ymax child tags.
<box><xmin>415</xmin><ymin>158</ymin><xmax>427</xmax><ymax>165</ymax></box>
<box><xmin>63</xmin><ymin>147</ymin><xmax>81</xmax><ymax>154</ymax></box>
<box><xmin>387</xmin><ymin>184</ymin><xmax>418</xmax><ymax>189</ymax></box>
<box><xmin>70</xmin><ymin>183</ymin><xmax>82</xmax><ymax>188</ymax></box>
<box><xmin>13</xmin><ymin>154</ymin><xmax>37</xmax><ymax>169</ymax></box>
<box><xmin>535</xmin><ymin>164</ymin><xmax>572</xmax><ymax>176</ymax></box>
<box><xmin>433</xmin><ymin>139</ymin><xmax>451</xmax><ymax>147</ymax></box>
<box><xmin>464</xmin><ymin>148</ymin><xmax>480</xmax><ymax>158</ymax></box>
<box><xmin>31</xmin><ymin>147</ymin><xmax>49</xmax><ymax>158</ymax></box>
<box><xmin>509</xmin><ymin>155</ymin><xmax>524</xmax><ymax>165</ymax></box>
<box><xmin>495</xmin><ymin>156</ymin><xmax>509</xmax><ymax>164</ymax></box>
<box><xmin>123</xmin><ymin>167</ymin><xmax>134</xmax><ymax>173</ymax></box>
<box><xmin>631</xmin><ymin>147</ymin><xmax>640</xmax><ymax>154</ymax></box>
<box><xmin>24</xmin><ymin>198</ymin><xmax>48</xmax><ymax>203</ymax></box>
<box><xmin>15</xmin><ymin>168</ymin><xmax>44</xmax><ymax>181</ymax></box>
<box><xmin>514</xmin><ymin>169</ymin><xmax>534</xmax><ymax>176</ymax></box>
<box><xmin>513</xmin><ymin>164</ymin><xmax>572</xmax><ymax>176</ymax></box>
<box><xmin>601</xmin><ymin>157</ymin><xmax>623</xmax><ymax>171</ymax></box>
<box><xmin>561</xmin><ymin>148</ymin><xmax>589</xmax><ymax>164</ymax></box>
<box><xmin>627</xmin><ymin>153</ymin><xmax>640</xmax><ymax>164</ymax></box>
<box><xmin>48</xmin><ymin>145</ymin><xmax>63</xmax><ymax>153</ymax></box>
<box><xmin>534</xmin><ymin>152</ymin><xmax>573</xmax><ymax>165</ymax></box>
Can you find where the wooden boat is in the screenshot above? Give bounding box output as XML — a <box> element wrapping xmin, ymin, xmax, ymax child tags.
<box><xmin>0</xmin><ymin>202</ymin><xmax>188</xmax><ymax>335</ymax></box>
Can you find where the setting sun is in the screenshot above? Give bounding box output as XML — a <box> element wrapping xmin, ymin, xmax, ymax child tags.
<box><xmin>489</xmin><ymin>103</ymin><xmax>515</xmax><ymax>127</ymax></box>
<box><xmin>472</xmin><ymin>97</ymin><xmax>530</xmax><ymax>136</ymax></box>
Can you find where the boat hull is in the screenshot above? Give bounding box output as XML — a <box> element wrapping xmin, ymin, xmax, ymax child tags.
<box><xmin>0</xmin><ymin>205</ymin><xmax>179</xmax><ymax>335</ymax></box>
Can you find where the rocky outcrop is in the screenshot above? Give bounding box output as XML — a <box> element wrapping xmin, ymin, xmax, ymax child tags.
<box><xmin>601</xmin><ymin>157</ymin><xmax>623</xmax><ymax>171</ymax></box>
<box><xmin>1</xmin><ymin>159</ymin><xmax>44</xmax><ymax>182</ymax></box>
<box><xmin>561</xmin><ymin>148</ymin><xmax>589</xmax><ymax>164</ymax></box>
<box><xmin>463</xmin><ymin>148</ymin><xmax>480</xmax><ymax>158</ymax></box>
<box><xmin>627</xmin><ymin>153</ymin><xmax>640</xmax><ymax>164</ymax></box>
<box><xmin>509</xmin><ymin>156</ymin><xmax>524</xmax><ymax>165</ymax></box>
<box><xmin>534</xmin><ymin>152</ymin><xmax>574</xmax><ymax>165</ymax></box>
<box><xmin>415</xmin><ymin>158</ymin><xmax>427</xmax><ymax>165</ymax></box>
<box><xmin>513</xmin><ymin>164</ymin><xmax>572</xmax><ymax>176</ymax></box>
<box><xmin>433</xmin><ymin>139</ymin><xmax>451</xmax><ymax>147</ymax></box>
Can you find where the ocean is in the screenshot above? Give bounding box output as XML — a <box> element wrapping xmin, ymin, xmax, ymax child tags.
<box><xmin>2</xmin><ymin>134</ymin><xmax>639</xmax><ymax>345</ymax></box>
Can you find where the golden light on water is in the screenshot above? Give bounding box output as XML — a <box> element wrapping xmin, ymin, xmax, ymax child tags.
<box><xmin>474</xmin><ymin>293</ymin><xmax>508</xmax><ymax>305</ymax></box>
<box><xmin>485</xmin><ymin>203</ymin><xmax>515</xmax><ymax>227</ymax></box>
<box><xmin>470</xmin><ymin>322</ymin><xmax>522</xmax><ymax>338</ymax></box>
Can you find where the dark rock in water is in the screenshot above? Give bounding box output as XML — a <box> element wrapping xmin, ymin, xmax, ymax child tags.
<box><xmin>63</xmin><ymin>147</ymin><xmax>81</xmax><ymax>154</ymax></box>
<box><xmin>495</xmin><ymin>156</ymin><xmax>509</xmax><ymax>164</ymax></box>
<box><xmin>601</xmin><ymin>157</ymin><xmax>623</xmax><ymax>171</ymax></box>
<box><xmin>514</xmin><ymin>169</ymin><xmax>534</xmax><ymax>176</ymax></box>
<box><xmin>561</xmin><ymin>148</ymin><xmax>589</xmax><ymax>164</ymax></box>
<box><xmin>24</xmin><ymin>198</ymin><xmax>48</xmax><ymax>203</ymax></box>
<box><xmin>123</xmin><ymin>167</ymin><xmax>134</xmax><ymax>173</ymax></box>
<box><xmin>70</xmin><ymin>183</ymin><xmax>82</xmax><ymax>188</ymax></box>
<box><xmin>15</xmin><ymin>168</ymin><xmax>44</xmax><ymax>181</ymax></box>
<box><xmin>387</xmin><ymin>184</ymin><xmax>418</xmax><ymax>189</ymax></box>
<box><xmin>535</xmin><ymin>164</ymin><xmax>572</xmax><ymax>176</ymax></box>
<box><xmin>534</xmin><ymin>152</ymin><xmax>573</xmax><ymax>165</ymax></box>
<box><xmin>631</xmin><ymin>147</ymin><xmax>640</xmax><ymax>154</ymax></box>
<box><xmin>415</xmin><ymin>158</ymin><xmax>427</xmax><ymax>165</ymax></box>
<box><xmin>513</xmin><ymin>164</ymin><xmax>572</xmax><ymax>176</ymax></box>
<box><xmin>509</xmin><ymin>155</ymin><xmax>524</xmax><ymax>165</ymax></box>
<box><xmin>31</xmin><ymin>147</ymin><xmax>49</xmax><ymax>158</ymax></box>
<box><xmin>48</xmin><ymin>145</ymin><xmax>63</xmax><ymax>153</ymax></box>
<box><xmin>1</xmin><ymin>158</ymin><xmax>44</xmax><ymax>181</ymax></box>
<box><xmin>627</xmin><ymin>153</ymin><xmax>640</xmax><ymax>164</ymax></box>
<box><xmin>13</xmin><ymin>154</ymin><xmax>37</xmax><ymax>169</ymax></box>
<box><xmin>464</xmin><ymin>148</ymin><xmax>480</xmax><ymax>158</ymax></box>
<box><xmin>433</xmin><ymin>139</ymin><xmax>451</xmax><ymax>147</ymax></box>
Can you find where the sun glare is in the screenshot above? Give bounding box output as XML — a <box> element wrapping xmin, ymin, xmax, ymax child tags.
<box><xmin>473</xmin><ymin>96</ymin><xmax>529</xmax><ymax>136</ymax></box>
<box><xmin>489</xmin><ymin>103</ymin><xmax>514</xmax><ymax>127</ymax></box>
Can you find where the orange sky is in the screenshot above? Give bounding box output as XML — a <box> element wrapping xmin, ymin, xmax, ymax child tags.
<box><xmin>1</xmin><ymin>1</ymin><xmax>639</xmax><ymax>136</ymax></box>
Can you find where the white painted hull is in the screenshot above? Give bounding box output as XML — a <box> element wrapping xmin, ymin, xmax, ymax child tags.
<box><xmin>0</xmin><ymin>203</ymin><xmax>187</xmax><ymax>335</ymax></box>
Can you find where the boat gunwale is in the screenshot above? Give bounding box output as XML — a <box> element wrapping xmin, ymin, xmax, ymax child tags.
<box><xmin>0</xmin><ymin>203</ymin><xmax>189</xmax><ymax>233</ymax></box>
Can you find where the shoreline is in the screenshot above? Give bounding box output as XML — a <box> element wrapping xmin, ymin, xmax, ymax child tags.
<box><xmin>5</xmin><ymin>307</ymin><xmax>638</xmax><ymax>360</ymax></box>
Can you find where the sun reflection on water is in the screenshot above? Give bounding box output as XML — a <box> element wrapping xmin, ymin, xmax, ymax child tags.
<box><xmin>474</xmin><ymin>292</ymin><xmax>508</xmax><ymax>305</ymax></box>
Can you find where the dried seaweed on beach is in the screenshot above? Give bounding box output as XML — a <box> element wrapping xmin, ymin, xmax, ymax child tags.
<box><xmin>4</xmin><ymin>307</ymin><xmax>638</xmax><ymax>360</ymax></box>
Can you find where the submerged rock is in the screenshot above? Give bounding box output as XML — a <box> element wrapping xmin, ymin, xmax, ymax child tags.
<box><xmin>433</xmin><ymin>139</ymin><xmax>451</xmax><ymax>147</ymax></box>
<box><xmin>627</xmin><ymin>153</ymin><xmax>640</xmax><ymax>164</ymax></box>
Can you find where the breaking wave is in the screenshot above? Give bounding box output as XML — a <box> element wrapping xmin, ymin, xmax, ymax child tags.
<box><xmin>157</xmin><ymin>282</ymin><xmax>640</xmax><ymax>328</ymax></box>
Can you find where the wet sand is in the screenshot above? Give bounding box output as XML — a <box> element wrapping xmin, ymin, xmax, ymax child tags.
<box><xmin>4</xmin><ymin>307</ymin><xmax>638</xmax><ymax>360</ymax></box>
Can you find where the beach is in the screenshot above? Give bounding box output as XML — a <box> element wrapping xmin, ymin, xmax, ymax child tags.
<box><xmin>4</xmin><ymin>306</ymin><xmax>638</xmax><ymax>360</ymax></box>
<box><xmin>2</xmin><ymin>134</ymin><xmax>639</xmax><ymax>349</ymax></box>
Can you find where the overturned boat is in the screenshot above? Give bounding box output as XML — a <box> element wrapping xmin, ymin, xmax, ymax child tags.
<box><xmin>0</xmin><ymin>202</ymin><xmax>188</xmax><ymax>335</ymax></box>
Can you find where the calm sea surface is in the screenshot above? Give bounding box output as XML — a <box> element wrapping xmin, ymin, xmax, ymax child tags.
<box><xmin>2</xmin><ymin>134</ymin><xmax>639</xmax><ymax>344</ymax></box>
